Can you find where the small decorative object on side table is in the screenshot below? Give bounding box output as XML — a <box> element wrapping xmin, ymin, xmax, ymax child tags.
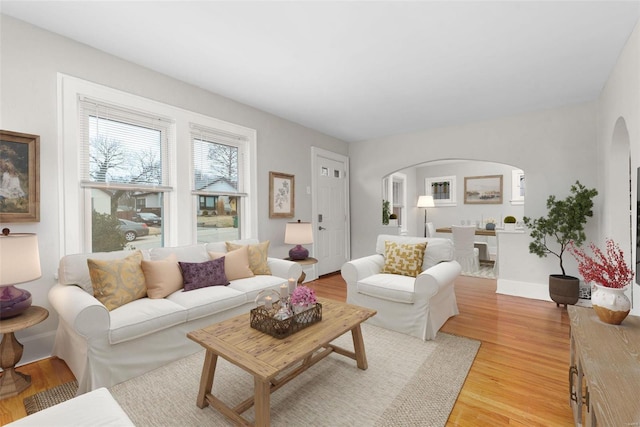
<box><xmin>284</xmin><ymin>257</ymin><xmax>318</xmax><ymax>284</ymax></box>
<box><xmin>0</xmin><ymin>305</ymin><xmax>48</xmax><ymax>398</ymax></box>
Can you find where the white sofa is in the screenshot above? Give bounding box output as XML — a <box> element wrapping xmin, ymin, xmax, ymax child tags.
<box><xmin>49</xmin><ymin>240</ymin><xmax>302</xmax><ymax>395</ymax></box>
<box><xmin>341</xmin><ymin>234</ymin><xmax>462</xmax><ymax>340</ymax></box>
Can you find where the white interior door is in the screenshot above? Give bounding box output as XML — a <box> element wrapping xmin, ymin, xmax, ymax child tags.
<box><xmin>312</xmin><ymin>148</ymin><xmax>349</xmax><ymax>276</ymax></box>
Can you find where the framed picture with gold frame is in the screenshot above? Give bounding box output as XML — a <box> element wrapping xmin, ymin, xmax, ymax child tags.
<box><xmin>0</xmin><ymin>130</ymin><xmax>40</xmax><ymax>222</ymax></box>
<box><xmin>464</xmin><ymin>174</ymin><xmax>503</xmax><ymax>204</ymax></box>
<box><xmin>269</xmin><ymin>171</ymin><xmax>294</xmax><ymax>218</ymax></box>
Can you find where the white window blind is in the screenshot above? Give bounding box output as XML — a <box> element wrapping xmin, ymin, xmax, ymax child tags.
<box><xmin>79</xmin><ymin>96</ymin><xmax>173</xmax><ymax>191</ymax></box>
<box><xmin>190</xmin><ymin>123</ymin><xmax>247</xmax><ymax>197</ymax></box>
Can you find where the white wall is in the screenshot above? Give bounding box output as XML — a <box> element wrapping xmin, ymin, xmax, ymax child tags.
<box><xmin>0</xmin><ymin>15</ymin><xmax>348</xmax><ymax>364</ymax></box>
<box><xmin>597</xmin><ymin>21</ymin><xmax>640</xmax><ymax>315</ymax></box>
<box><xmin>348</xmin><ymin>101</ymin><xmax>599</xmax><ymax>281</ymax></box>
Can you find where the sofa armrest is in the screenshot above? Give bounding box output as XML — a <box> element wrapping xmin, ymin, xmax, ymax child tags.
<box><xmin>48</xmin><ymin>283</ymin><xmax>110</xmax><ymax>339</ymax></box>
<box><xmin>414</xmin><ymin>260</ymin><xmax>462</xmax><ymax>298</ymax></box>
<box><xmin>341</xmin><ymin>254</ymin><xmax>385</xmax><ymax>289</ymax></box>
<box><xmin>267</xmin><ymin>257</ymin><xmax>303</xmax><ymax>281</ymax></box>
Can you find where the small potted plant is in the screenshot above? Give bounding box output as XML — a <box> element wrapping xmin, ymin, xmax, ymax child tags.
<box><xmin>290</xmin><ymin>285</ymin><xmax>318</xmax><ymax>314</ymax></box>
<box><xmin>569</xmin><ymin>238</ymin><xmax>634</xmax><ymax>324</ymax></box>
<box><xmin>382</xmin><ymin>200</ymin><xmax>390</xmax><ymax>225</ymax></box>
<box><xmin>504</xmin><ymin>215</ymin><xmax>517</xmax><ymax>231</ymax></box>
<box><xmin>389</xmin><ymin>213</ymin><xmax>398</xmax><ymax>226</ymax></box>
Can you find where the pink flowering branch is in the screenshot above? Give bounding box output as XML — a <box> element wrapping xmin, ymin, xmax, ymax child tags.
<box><xmin>569</xmin><ymin>239</ymin><xmax>634</xmax><ymax>289</ymax></box>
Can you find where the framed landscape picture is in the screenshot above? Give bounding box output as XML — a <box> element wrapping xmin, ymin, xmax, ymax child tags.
<box><xmin>269</xmin><ymin>171</ymin><xmax>294</xmax><ymax>218</ymax></box>
<box><xmin>0</xmin><ymin>130</ymin><xmax>40</xmax><ymax>222</ymax></box>
<box><xmin>464</xmin><ymin>175</ymin><xmax>503</xmax><ymax>204</ymax></box>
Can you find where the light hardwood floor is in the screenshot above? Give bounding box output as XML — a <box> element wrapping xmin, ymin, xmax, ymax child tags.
<box><xmin>1</xmin><ymin>273</ymin><xmax>573</xmax><ymax>426</ymax></box>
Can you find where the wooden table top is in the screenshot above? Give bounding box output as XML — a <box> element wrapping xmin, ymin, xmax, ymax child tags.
<box><xmin>0</xmin><ymin>306</ymin><xmax>49</xmax><ymax>334</ymax></box>
<box><xmin>436</xmin><ymin>226</ymin><xmax>497</xmax><ymax>236</ymax></box>
<box><xmin>187</xmin><ymin>298</ymin><xmax>376</xmax><ymax>381</ymax></box>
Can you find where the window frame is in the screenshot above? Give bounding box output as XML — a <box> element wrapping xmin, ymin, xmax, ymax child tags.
<box><xmin>58</xmin><ymin>74</ymin><xmax>257</xmax><ymax>254</ymax></box>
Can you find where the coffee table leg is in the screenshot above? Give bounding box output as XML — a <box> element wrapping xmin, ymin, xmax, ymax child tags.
<box><xmin>254</xmin><ymin>376</ymin><xmax>271</xmax><ymax>427</ymax></box>
<box><xmin>351</xmin><ymin>324</ymin><xmax>368</xmax><ymax>370</ymax></box>
<box><xmin>197</xmin><ymin>350</ymin><xmax>218</xmax><ymax>408</ymax></box>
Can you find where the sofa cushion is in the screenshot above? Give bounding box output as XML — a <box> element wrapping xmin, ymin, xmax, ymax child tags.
<box><xmin>141</xmin><ymin>254</ymin><xmax>184</xmax><ymax>299</ymax></box>
<box><xmin>227</xmin><ymin>275</ymin><xmax>287</xmax><ymax>302</ymax></box>
<box><xmin>149</xmin><ymin>244</ymin><xmax>209</xmax><ymax>263</ymax></box>
<box><xmin>209</xmin><ymin>246</ymin><xmax>254</xmax><ymax>281</ymax></box>
<box><xmin>357</xmin><ymin>273</ymin><xmax>416</xmax><ymax>304</ymax></box>
<box><xmin>381</xmin><ymin>241</ymin><xmax>427</xmax><ymax>277</ymax></box>
<box><xmin>59</xmin><ymin>249</ymin><xmax>146</xmax><ymax>294</ymax></box>
<box><xmin>179</xmin><ymin>258</ymin><xmax>229</xmax><ymax>291</ymax></box>
<box><xmin>376</xmin><ymin>234</ymin><xmax>454</xmax><ymax>270</ymax></box>
<box><xmin>167</xmin><ymin>285</ymin><xmax>247</xmax><ymax>322</ymax></box>
<box><xmin>88</xmin><ymin>251</ymin><xmax>147</xmax><ymax>311</ymax></box>
<box><xmin>109</xmin><ymin>297</ymin><xmax>187</xmax><ymax>344</ymax></box>
<box><xmin>226</xmin><ymin>241</ymin><xmax>271</xmax><ymax>275</ymax></box>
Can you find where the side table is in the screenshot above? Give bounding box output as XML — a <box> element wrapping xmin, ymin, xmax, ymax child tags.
<box><xmin>0</xmin><ymin>305</ymin><xmax>49</xmax><ymax>398</ymax></box>
<box><xmin>285</xmin><ymin>257</ymin><xmax>318</xmax><ymax>284</ymax></box>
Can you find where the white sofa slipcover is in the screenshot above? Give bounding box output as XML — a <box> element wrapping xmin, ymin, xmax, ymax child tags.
<box><xmin>341</xmin><ymin>234</ymin><xmax>461</xmax><ymax>340</ymax></box>
<box><xmin>49</xmin><ymin>240</ymin><xmax>302</xmax><ymax>395</ymax></box>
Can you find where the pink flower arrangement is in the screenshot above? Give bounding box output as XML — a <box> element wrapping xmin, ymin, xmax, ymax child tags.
<box><xmin>569</xmin><ymin>238</ymin><xmax>634</xmax><ymax>289</ymax></box>
<box><xmin>290</xmin><ymin>285</ymin><xmax>317</xmax><ymax>306</ymax></box>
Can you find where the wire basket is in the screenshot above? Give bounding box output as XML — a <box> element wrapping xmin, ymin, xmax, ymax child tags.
<box><xmin>250</xmin><ymin>302</ymin><xmax>322</xmax><ymax>339</ymax></box>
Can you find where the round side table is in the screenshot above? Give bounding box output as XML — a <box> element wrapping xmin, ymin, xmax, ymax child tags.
<box><xmin>285</xmin><ymin>257</ymin><xmax>318</xmax><ymax>284</ymax></box>
<box><xmin>0</xmin><ymin>305</ymin><xmax>49</xmax><ymax>398</ymax></box>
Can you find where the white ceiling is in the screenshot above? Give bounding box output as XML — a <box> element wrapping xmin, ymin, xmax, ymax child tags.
<box><xmin>2</xmin><ymin>1</ymin><xmax>639</xmax><ymax>142</ymax></box>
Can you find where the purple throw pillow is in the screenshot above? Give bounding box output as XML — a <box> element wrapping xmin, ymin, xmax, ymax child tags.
<box><xmin>179</xmin><ymin>258</ymin><xmax>229</xmax><ymax>291</ymax></box>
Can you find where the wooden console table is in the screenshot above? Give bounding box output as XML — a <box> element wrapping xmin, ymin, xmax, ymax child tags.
<box><xmin>568</xmin><ymin>306</ymin><xmax>640</xmax><ymax>426</ymax></box>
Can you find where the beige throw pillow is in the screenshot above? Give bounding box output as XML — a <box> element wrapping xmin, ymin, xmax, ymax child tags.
<box><xmin>141</xmin><ymin>253</ymin><xmax>184</xmax><ymax>299</ymax></box>
<box><xmin>209</xmin><ymin>246</ymin><xmax>255</xmax><ymax>281</ymax></box>
<box><xmin>88</xmin><ymin>251</ymin><xmax>147</xmax><ymax>311</ymax></box>
<box><xmin>225</xmin><ymin>241</ymin><xmax>271</xmax><ymax>275</ymax></box>
<box><xmin>381</xmin><ymin>241</ymin><xmax>427</xmax><ymax>278</ymax></box>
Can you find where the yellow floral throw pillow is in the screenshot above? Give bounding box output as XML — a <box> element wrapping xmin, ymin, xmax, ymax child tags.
<box><xmin>381</xmin><ymin>241</ymin><xmax>427</xmax><ymax>278</ymax></box>
<box><xmin>88</xmin><ymin>251</ymin><xmax>147</xmax><ymax>311</ymax></box>
<box><xmin>225</xmin><ymin>241</ymin><xmax>271</xmax><ymax>275</ymax></box>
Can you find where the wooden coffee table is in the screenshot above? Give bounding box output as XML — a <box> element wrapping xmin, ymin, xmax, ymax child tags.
<box><xmin>187</xmin><ymin>297</ymin><xmax>376</xmax><ymax>427</ymax></box>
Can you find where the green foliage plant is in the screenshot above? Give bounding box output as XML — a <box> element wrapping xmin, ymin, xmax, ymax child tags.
<box><xmin>504</xmin><ymin>215</ymin><xmax>516</xmax><ymax>224</ymax></box>
<box><xmin>523</xmin><ymin>181</ymin><xmax>598</xmax><ymax>276</ymax></box>
<box><xmin>382</xmin><ymin>200</ymin><xmax>390</xmax><ymax>225</ymax></box>
<box><xmin>92</xmin><ymin>210</ymin><xmax>127</xmax><ymax>252</ymax></box>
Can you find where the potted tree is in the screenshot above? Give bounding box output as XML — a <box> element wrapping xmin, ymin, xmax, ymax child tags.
<box><xmin>382</xmin><ymin>200</ymin><xmax>391</xmax><ymax>225</ymax></box>
<box><xmin>523</xmin><ymin>181</ymin><xmax>598</xmax><ymax>307</ymax></box>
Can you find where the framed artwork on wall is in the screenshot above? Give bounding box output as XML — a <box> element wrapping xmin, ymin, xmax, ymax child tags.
<box><xmin>0</xmin><ymin>130</ymin><xmax>40</xmax><ymax>222</ymax></box>
<box><xmin>464</xmin><ymin>174</ymin><xmax>503</xmax><ymax>204</ymax></box>
<box><xmin>425</xmin><ymin>175</ymin><xmax>457</xmax><ymax>206</ymax></box>
<box><xmin>269</xmin><ymin>171</ymin><xmax>295</xmax><ymax>218</ymax></box>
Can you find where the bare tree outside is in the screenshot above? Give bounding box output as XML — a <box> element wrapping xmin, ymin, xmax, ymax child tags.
<box><xmin>207</xmin><ymin>142</ymin><xmax>238</xmax><ymax>187</ymax></box>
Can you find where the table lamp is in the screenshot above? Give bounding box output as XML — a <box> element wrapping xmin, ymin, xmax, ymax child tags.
<box><xmin>417</xmin><ymin>195</ymin><xmax>435</xmax><ymax>237</ymax></box>
<box><xmin>0</xmin><ymin>229</ymin><xmax>41</xmax><ymax>319</ymax></box>
<box><xmin>284</xmin><ymin>220</ymin><xmax>313</xmax><ymax>260</ymax></box>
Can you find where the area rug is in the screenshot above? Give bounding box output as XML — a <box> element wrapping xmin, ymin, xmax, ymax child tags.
<box><xmin>23</xmin><ymin>380</ymin><xmax>78</xmax><ymax>415</ymax></box>
<box><xmin>110</xmin><ymin>324</ymin><xmax>480</xmax><ymax>426</ymax></box>
<box><xmin>461</xmin><ymin>260</ymin><xmax>497</xmax><ymax>279</ymax></box>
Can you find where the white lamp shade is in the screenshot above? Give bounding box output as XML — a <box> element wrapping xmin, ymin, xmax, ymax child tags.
<box><xmin>417</xmin><ymin>195</ymin><xmax>435</xmax><ymax>208</ymax></box>
<box><xmin>0</xmin><ymin>233</ymin><xmax>41</xmax><ymax>285</ymax></box>
<box><xmin>284</xmin><ymin>222</ymin><xmax>314</xmax><ymax>245</ymax></box>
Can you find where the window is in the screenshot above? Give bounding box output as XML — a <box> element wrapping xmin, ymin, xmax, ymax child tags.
<box><xmin>59</xmin><ymin>74</ymin><xmax>257</xmax><ymax>254</ymax></box>
<box><xmin>383</xmin><ymin>172</ymin><xmax>407</xmax><ymax>231</ymax></box>
<box><xmin>425</xmin><ymin>175</ymin><xmax>457</xmax><ymax>206</ymax></box>
<box><xmin>191</xmin><ymin>125</ymin><xmax>249</xmax><ymax>243</ymax></box>
<box><xmin>511</xmin><ymin>169</ymin><xmax>525</xmax><ymax>205</ymax></box>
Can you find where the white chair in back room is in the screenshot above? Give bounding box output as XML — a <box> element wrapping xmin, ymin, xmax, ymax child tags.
<box><xmin>425</xmin><ymin>222</ymin><xmax>436</xmax><ymax>237</ymax></box>
<box><xmin>451</xmin><ymin>225</ymin><xmax>480</xmax><ymax>274</ymax></box>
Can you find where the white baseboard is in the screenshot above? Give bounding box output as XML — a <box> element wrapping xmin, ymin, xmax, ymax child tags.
<box><xmin>496</xmin><ymin>278</ymin><xmax>551</xmax><ymax>301</ymax></box>
<box><xmin>11</xmin><ymin>330</ymin><xmax>56</xmax><ymax>369</ymax></box>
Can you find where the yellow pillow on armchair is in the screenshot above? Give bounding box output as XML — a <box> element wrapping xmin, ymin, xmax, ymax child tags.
<box><xmin>381</xmin><ymin>241</ymin><xmax>427</xmax><ymax>278</ymax></box>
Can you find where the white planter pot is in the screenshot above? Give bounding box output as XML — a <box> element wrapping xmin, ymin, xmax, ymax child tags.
<box><xmin>388</xmin><ymin>219</ymin><xmax>398</xmax><ymax>226</ymax></box>
<box><xmin>504</xmin><ymin>223</ymin><xmax>516</xmax><ymax>231</ymax></box>
<box><xmin>591</xmin><ymin>284</ymin><xmax>631</xmax><ymax>325</ymax></box>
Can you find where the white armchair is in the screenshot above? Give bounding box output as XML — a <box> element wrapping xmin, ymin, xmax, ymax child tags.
<box><xmin>341</xmin><ymin>234</ymin><xmax>461</xmax><ymax>340</ymax></box>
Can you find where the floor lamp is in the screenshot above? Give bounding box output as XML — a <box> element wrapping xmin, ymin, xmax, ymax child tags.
<box><xmin>417</xmin><ymin>195</ymin><xmax>435</xmax><ymax>237</ymax></box>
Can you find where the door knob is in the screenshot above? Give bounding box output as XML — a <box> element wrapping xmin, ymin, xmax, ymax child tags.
<box><xmin>318</xmin><ymin>226</ymin><xmax>326</xmax><ymax>230</ymax></box>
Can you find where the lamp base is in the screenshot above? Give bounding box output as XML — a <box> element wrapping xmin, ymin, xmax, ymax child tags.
<box><xmin>0</xmin><ymin>285</ymin><xmax>32</xmax><ymax>319</ymax></box>
<box><xmin>289</xmin><ymin>245</ymin><xmax>309</xmax><ymax>261</ymax></box>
